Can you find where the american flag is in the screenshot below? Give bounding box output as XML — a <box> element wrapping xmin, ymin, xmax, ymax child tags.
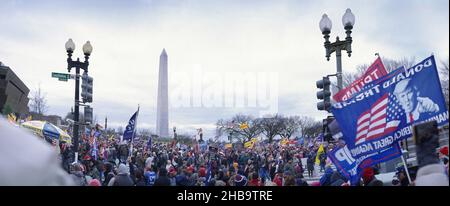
<box><xmin>354</xmin><ymin>92</ymin><xmax>402</xmax><ymax>145</ymax></box>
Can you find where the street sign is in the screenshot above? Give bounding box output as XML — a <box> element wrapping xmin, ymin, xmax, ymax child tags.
<box><xmin>52</xmin><ymin>72</ymin><xmax>70</xmax><ymax>81</ymax></box>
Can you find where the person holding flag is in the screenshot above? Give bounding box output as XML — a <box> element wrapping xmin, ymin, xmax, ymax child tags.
<box><xmin>315</xmin><ymin>143</ymin><xmax>326</xmax><ymax>172</ymax></box>
<box><xmin>123</xmin><ymin>105</ymin><xmax>140</xmax><ymax>158</ymax></box>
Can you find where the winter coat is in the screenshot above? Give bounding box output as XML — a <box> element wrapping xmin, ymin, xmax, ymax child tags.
<box><xmin>248</xmin><ymin>179</ymin><xmax>261</xmax><ymax>186</ymax></box>
<box><xmin>134</xmin><ymin>179</ymin><xmax>146</xmax><ymax>186</ymax></box>
<box><xmin>307</xmin><ymin>155</ymin><xmax>315</xmax><ymax>171</ymax></box>
<box><xmin>154</xmin><ymin>176</ymin><xmax>171</xmax><ymax>186</ymax></box>
<box><xmin>273</xmin><ymin>174</ymin><xmax>283</xmax><ymax>186</ymax></box>
<box><xmin>109</xmin><ymin>174</ymin><xmax>134</xmax><ymax>186</ymax></box>
<box><xmin>295</xmin><ymin>177</ymin><xmax>309</xmax><ymax>186</ymax></box>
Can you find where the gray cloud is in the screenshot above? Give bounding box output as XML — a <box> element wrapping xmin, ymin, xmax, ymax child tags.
<box><xmin>1</xmin><ymin>0</ymin><xmax>448</xmax><ymax>139</ymax></box>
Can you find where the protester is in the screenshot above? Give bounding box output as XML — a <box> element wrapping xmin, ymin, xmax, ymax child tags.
<box><xmin>234</xmin><ymin>174</ymin><xmax>248</xmax><ymax>186</ymax></box>
<box><xmin>108</xmin><ymin>163</ymin><xmax>134</xmax><ymax>186</ymax></box>
<box><xmin>154</xmin><ymin>167</ymin><xmax>171</xmax><ymax>186</ymax></box>
<box><xmin>306</xmin><ymin>151</ymin><xmax>315</xmax><ymax>178</ymax></box>
<box><xmin>134</xmin><ymin>169</ymin><xmax>146</xmax><ymax>186</ymax></box>
<box><xmin>248</xmin><ymin>173</ymin><xmax>261</xmax><ymax>186</ymax></box>
<box><xmin>319</xmin><ymin>166</ymin><xmax>334</xmax><ymax>186</ymax></box>
<box><xmin>103</xmin><ymin>162</ymin><xmax>115</xmax><ymax>186</ymax></box>
<box><xmin>362</xmin><ymin>167</ymin><xmax>383</xmax><ymax>186</ymax></box>
<box><xmin>8</xmin><ymin>111</ymin><xmax>446</xmax><ymax>187</ymax></box>
<box><xmin>295</xmin><ymin>174</ymin><xmax>309</xmax><ymax>186</ymax></box>
<box><xmin>144</xmin><ymin>165</ymin><xmax>156</xmax><ymax>186</ymax></box>
<box><xmin>70</xmin><ymin>163</ymin><xmax>88</xmax><ymax>186</ymax></box>
<box><xmin>169</xmin><ymin>167</ymin><xmax>177</xmax><ymax>186</ymax></box>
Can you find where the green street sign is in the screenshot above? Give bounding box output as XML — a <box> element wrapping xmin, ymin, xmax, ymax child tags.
<box><xmin>52</xmin><ymin>72</ymin><xmax>70</xmax><ymax>81</ymax></box>
<box><xmin>52</xmin><ymin>72</ymin><xmax>70</xmax><ymax>79</ymax></box>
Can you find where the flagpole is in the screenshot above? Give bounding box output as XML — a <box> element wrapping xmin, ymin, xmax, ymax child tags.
<box><xmin>398</xmin><ymin>141</ymin><xmax>412</xmax><ymax>184</ymax></box>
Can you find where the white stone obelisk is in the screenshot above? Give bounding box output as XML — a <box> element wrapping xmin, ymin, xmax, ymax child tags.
<box><xmin>156</xmin><ymin>49</ymin><xmax>169</xmax><ymax>137</ymax></box>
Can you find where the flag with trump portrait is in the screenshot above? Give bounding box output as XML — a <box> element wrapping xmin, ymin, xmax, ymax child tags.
<box><xmin>329</xmin><ymin>55</ymin><xmax>449</xmax><ymax>185</ymax></box>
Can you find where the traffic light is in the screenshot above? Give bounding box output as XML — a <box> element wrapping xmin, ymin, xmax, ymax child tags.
<box><xmin>81</xmin><ymin>72</ymin><xmax>93</xmax><ymax>103</ymax></box>
<box><xmin>316</xmin><ymin>76</ymin><xmax>331</xmax><ymax>111</ymax></box>
<box><xmin>84</xmin><ymin>106</ymin><xmax>93</xmax><ymax>124</ymax></box>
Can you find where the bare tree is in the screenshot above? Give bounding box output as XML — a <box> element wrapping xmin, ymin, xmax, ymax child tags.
<box><xmin>257</xmin><ymin>114</ymin><xmax>284</xmax><ymax>143</ymax></box>
<box><xmin>303</xmin><ymin>121</ymin><xmax>322</xmax><ymax>138</ymax></box>
<box><xmin>216</xmin><ymin>114</ymin><xmax>262</xmax><ymax>142</ymax></box>
<box><xmin>279</xmin><ymin>116</ymin><xmax>300</xmax><ymax>139</ymax></box>
<box><xmin>341</xmin><ymin>56</ymin><xmax>416</xmax><ymax>88</ymax></box>
<box><xmin>29</xmin><ymin>85</ymin><xmax>49</xmax><ymax>116</ymax></box>
<box><xmin>297</xmin><ymin>116</ymin><xmax>322</xmax><ymax>138</ymax></box>
<box><xmin>382</xmin><ymin>57</ymin><xmax>415</xmax><ymax>72</ymax></box>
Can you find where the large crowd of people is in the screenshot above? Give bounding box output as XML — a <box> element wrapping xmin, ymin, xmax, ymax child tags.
<box><xmin>57</xmin><ymin>128</ymin><xmax>449</xmax><ymax>187</ymax></box>
<box><xmin>62</xmin><ymin>134</ymin><xmax>323</xmax><ymax>186</ymax></box>
<box><xmin>0</xmin><ymin>116</ymin><xmax>448</xmax><ymax>186</ymax></box>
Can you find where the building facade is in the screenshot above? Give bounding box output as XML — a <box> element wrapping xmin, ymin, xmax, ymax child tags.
<box><xmin>0</xmin><ymin>62</ymin><xmax>30</xmax><ymax>116</ymax></box>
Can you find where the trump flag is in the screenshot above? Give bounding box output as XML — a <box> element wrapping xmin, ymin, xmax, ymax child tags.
<box><xmin>329</xmin><ymin>55</ymin><xmax>449</xmax><ymax>184</ymax></box>
<box><xmin>123</xmin><ymin>109</ymin><xmax>139</xmax><ymax>141</ymax></box>
<box><xmin>333</xmin><ymin>57</ymin><xmax>388</xmax><ymax>102</ymax></box>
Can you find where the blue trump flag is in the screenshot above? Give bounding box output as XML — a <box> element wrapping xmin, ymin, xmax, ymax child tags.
<box><xmin>123</xmin><ymin>109</ymin><xmax>139</xmax><ymax>141</ymax></box>
<box><xmin>329</xmin><ymin>55</ymin><xmax>449</xmax><ymax>185</ymax></box>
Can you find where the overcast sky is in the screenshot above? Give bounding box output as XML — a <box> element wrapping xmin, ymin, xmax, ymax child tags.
<box><xmin>1</xmin><ymin>0</ymin><xmax>448</xmax><ymax>138</ymax></box>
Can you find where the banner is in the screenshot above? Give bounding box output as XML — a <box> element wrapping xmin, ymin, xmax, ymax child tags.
<box><xmin>329</xmin><ymin>66</ymin><xmax>406</xmax><ymax>142</ymax></box>
<box><xmin>329</xmin><ymin>55</ymin><xmax>449</xmax><ymax>184</ymax></box>
<box><xmin>329</xmin><ymin>143</ymin><xmax>402</xmax><ymax>184</ymax></box>
<box><xmin>333</xmin><ymin>57</ymin><xmax>388</xmax><ymax>102</ymax></box>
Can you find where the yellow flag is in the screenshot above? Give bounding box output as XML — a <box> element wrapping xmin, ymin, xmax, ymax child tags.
<box><xmin>281</xmin><ymin>138</ymin><xmax>289</xmax><ymax>146</ymax></box>
<box><xmin>315</xmin><ymin>144</ymin><xmax>325</xmax><ymax>165</ymax></box>
<box><xmin>244</xmin><ymin>140</ymin><xmax>255</xmax><ymax>149</ymax></box>
<box><xmin>225</xmin><ymin>143</ymin><xmax>232</xmax><ymax>149</ymax></box>
<box><xmin>240</xmin><ymin>122</ymin><xmax>249</xmax><ymax>130</ymax></box>
<box><xmin>26</xmin><ymin>115</ymin><xmax>32</xmax><ymax>121</ymax></box>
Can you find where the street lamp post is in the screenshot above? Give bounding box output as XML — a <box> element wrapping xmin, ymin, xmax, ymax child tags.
<box><xmin>319</xmin><ymin>8</ymin><xmax>355</xmax><ymax>91</ymax></box>
<box><xmin>65</xmin><ymin>38</ymin><xmax>93</xmax><ymax>163</ymax></box>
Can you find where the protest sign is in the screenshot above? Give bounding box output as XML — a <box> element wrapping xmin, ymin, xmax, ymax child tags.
<box><xmin>329</xmin><ymin>55</ymin><xmax>449</xmax><ymax>184</ymax></box>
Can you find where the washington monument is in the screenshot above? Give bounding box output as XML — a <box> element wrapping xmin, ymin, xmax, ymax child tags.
<box><xmin>156</xmin><ymin>49</ymin><xmax>169</xmax><ymax>137</ymax></box>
